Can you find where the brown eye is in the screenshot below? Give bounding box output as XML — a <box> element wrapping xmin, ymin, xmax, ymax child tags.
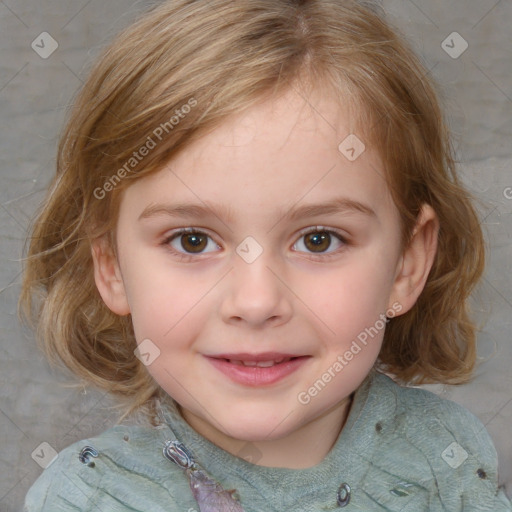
<box><xmin>292</xmin><ymin>227</ymin><xmax>347</xmax><ymax>257</ymax></box>
<box><xmin>303</xmin><ymin>231</ymin><xmax>332</xmax><ymax>253</ymax></box>
<box><xmin>165</xmin><ymin>229</ymin><xmax>218</xmax><ymax>255</ymax></box>
<box><xmin>180</xmin><ymin>232</ymin><xmax>208</xmax><ymax>253</ymax></box>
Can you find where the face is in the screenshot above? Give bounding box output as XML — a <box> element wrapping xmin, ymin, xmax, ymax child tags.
<box><xmin>94</xmin><ymin>86</ymin><xmax>424</xmax><ymax>458</ymax></box>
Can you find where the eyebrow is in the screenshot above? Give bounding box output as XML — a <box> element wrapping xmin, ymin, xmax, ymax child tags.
<box><xmin>138</xmin><ymin>197</ymin><xmax>376</xmax><ymax>224</ymax></box>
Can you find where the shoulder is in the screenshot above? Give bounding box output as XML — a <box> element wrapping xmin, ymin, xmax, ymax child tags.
<box><xmin>368</xmin><ymin>372</ymin><xmax>511</xmax><ymax>509</ymax></box>
<box><xmin>23</xmin><ymin>423</ymin><xmax>190</xmax><ymax>512</ymax></box>
<box><xmin>376</xmin><ymin>371</ymin><xmax>497</xmax><ymax>453</ymax></box>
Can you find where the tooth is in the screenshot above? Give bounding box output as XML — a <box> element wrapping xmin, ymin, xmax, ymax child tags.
<box><xmin>227</xmin><ymin>358</ymin><xmax>294</xmax><ymax>367</ymax></box>
<box><xmin>255</xmin><ymin>360</ymin><xmax>276</xmax><ymax>367</ymax></box>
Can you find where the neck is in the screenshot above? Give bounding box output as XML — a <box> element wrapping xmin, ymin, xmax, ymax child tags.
<box><xmin>178</xmin><ymin>395</ymin><xmax>353</xmax><ymax>469</ymax></box>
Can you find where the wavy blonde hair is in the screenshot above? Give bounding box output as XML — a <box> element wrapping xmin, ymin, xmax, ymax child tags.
<box><xmin>19</xmin><ymin>0</ymin><xmax>485</xmax><ymax>422</ymax></box>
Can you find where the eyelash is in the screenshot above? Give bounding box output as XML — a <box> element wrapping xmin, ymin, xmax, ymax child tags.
<box><xmin>161</xmin><ymin>226</ymin><xmax>349</xmax><ymax>262</ymax></box>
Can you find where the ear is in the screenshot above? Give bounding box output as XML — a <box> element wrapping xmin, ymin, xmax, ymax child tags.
<box><xmin>91</xmin><ymin>236</ymin><xmax>131</xmax><ymax>315</ymax></box>
<box><xmin>388</xmin><ymin>204</ymin><xmax>439</xmax><ymax>315</ymax></box>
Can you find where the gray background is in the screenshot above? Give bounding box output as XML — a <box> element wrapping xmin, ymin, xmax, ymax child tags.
<box><xmin>1</xmin><ymin>1</ymin><xmax>511</xmax><ymax>510</ymax></box>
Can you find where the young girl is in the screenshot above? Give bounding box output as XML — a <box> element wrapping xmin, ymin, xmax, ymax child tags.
<box><xmin>21</xmin><ymin>0</ymin><xmax>511</xmax><ymax>510</ymax></box>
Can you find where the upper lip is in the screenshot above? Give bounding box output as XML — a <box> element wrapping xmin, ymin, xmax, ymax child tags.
<box><xmin>206</xmin><ymin>352</ymin><xmax>306</xmax><ymax>361</ymax></box>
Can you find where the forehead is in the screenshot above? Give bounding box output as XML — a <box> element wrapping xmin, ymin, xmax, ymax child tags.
<box><xmin>184</xmin><ymin>85</ymin><xmax>365</xmax><ymax>163</ymax></box>
<box><xmin>120</xmin><ymin>86</ymin><xmax>397</xmax><ymax>226</ymax></box>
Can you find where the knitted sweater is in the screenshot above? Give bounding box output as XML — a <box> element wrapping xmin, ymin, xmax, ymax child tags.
<box><xmin>24</xmin><ymin>371</ymin><xmax>512</xmax><ymax>511</ymax></box>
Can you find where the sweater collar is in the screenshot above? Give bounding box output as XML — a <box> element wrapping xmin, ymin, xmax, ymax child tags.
<box><xmin>157</xmin><ymin>369</ymin><xmax>395</xmax><ymax>495</ymax></box>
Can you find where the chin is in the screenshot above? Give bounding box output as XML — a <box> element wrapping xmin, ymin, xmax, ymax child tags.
<box><xmin>217</xmin><ymin>410</ymin><xmax>300</xmax><ymax>442</ymax></box>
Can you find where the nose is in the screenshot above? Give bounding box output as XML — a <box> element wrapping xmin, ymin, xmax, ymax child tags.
<box><xmin>219</xmin><ymin>250</ymin><xmax>293</xmax><ymax>329</ymax></box>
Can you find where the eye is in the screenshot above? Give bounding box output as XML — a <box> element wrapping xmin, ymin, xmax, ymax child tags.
<box><xmin>292</xmin><ymin>226</ymin><xmax>347</xmax><ymax>257</ymax></box>
<box><xmin>162</xmin><ymin>226</ymin><xmax>348</xmax><ymax>260</ymax></box>
<box><xmin>163</xmin><ymin>228</ymin><xmax>220</xmax><ymax>256</ymax></box>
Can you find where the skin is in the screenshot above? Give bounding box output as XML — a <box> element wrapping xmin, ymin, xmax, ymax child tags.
<box><xmin>92</xmin><ymin>86</ymin><xmax>439</xmax><ymax>469</ymax></box>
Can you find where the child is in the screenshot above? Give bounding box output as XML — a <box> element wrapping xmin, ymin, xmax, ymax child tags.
<box><xmin>21</xmin><ymin>0</ymin><xmax>511</xmax><ymax>510</ymax></box>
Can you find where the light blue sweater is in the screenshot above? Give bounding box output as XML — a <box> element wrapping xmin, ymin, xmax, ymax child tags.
<box><xmin>24</xmin><ymin>371</ymin><xmax>512</xmax><ymax>511</ymax></box>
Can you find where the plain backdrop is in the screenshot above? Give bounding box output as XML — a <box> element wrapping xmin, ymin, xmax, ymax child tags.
<box><xmin>0</xmin><ymin>1</ymin><xmax>511</xmax><ymax>510</ymax></box>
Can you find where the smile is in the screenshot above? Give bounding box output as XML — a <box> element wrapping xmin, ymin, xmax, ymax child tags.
<box><xmin>205</xmin><ymin>354</ymin><xmax>311</xmax><ymax>386</ymax></box>
<box><xmin>227</xmin><ymin>357</ymin><xmax>293</xmax><ymax>367</ymax></box>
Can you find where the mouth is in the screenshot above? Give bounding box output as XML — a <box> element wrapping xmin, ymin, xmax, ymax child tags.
<box><xmin>209</xmin><ymin>352</ymin><xmax>305</xmax><ymax>366</ymax></box>
<box><xmin>205</xmin><ymin>353</ymin><xmax>311</xmax><ymax>386</ymax></box>
<box><xmin>224</xmin><ymin>357</ymin><xmax>295</xmax><ymax>367</ymax></box>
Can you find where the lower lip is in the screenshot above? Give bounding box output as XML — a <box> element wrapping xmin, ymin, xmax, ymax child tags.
<box><xmin>205</xmin><ymin>356</ymin><xmax>310</xmax><ymax>386</ymax></box>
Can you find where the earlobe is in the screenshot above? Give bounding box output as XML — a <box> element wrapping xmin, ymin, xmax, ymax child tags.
<box><xmin>388</xmin><ymin>204</ymin><xmax>439</xmax><ymax>315</ymax></box>
<box><xmin>91</xmin><ymin>237</ymin><xmax>131</xmax><ymax>316</ymax></box>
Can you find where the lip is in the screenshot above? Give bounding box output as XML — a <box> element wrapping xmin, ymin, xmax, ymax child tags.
<box><xmin>208</xmin><ymin>352</ymin><xmax>303</xmax><ymax>362</ymax></box>
<box><xmin>205</xmin><ymin>354</ymin><xmax>311</xmax><ymax>387</ymax></box>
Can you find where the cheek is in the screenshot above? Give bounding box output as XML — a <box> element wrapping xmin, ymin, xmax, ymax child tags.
<box><xmin>118</xmin><ymin>249</ymin><xmax>209</xmax><ymax>343</ymax></box>
<box><xmin>308</xmin><ymin>257</ymin><xmax>392</xmax><ymax>318</ymax></box>
<box><xmin>300</xmin><ymin>255</ymin><xmax>393</xmax><ymax>353</ymax></box>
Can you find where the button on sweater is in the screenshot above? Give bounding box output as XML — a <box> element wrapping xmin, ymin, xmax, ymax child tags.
<box><xmin>24</xmin><ymin>371</ymin><xmax>512</xmax><ymax>511</ymax></box>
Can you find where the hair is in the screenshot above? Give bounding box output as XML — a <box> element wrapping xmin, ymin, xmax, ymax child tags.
<box><xmin>19</xmin><ymin>0</ymin><xmax>485</xmax><ymax>422</ymax></box>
